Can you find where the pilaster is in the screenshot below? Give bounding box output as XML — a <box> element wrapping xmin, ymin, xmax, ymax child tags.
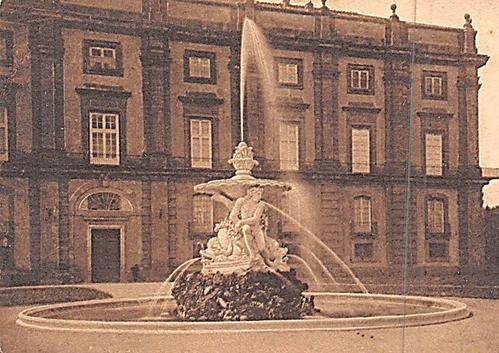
<box><xmin>28</xmin><ymin>18</ymin><xmax>65</xmax><ymax>161</ymax></box>
<box><xmin>312</xmin><ymin>50</ymin><xmax>340</xmax><ymax>170</ymax></box>
<box><xmin>229</xmin><ymin>44</ymin><xmax>241</xmax><ymax>147</ymax></box>
<box><xmin>140</xmin><ymin>32</ymin><xmax>170</xmax><ymax>168</ymax></box>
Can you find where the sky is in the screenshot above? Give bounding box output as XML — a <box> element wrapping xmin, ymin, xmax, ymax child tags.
<box><xmin>266</xmin><ymin>0</ymin><xmax>499</xmax><ymax>207</ymax></box>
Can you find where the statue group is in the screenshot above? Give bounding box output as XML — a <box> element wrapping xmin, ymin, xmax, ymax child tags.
<box><xmin>200</xmin><ymin>185</ymin><xmax>289</xmax><ymax>274</ymax></box>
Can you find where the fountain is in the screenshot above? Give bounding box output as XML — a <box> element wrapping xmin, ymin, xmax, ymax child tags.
<box><xmin>15</xmin><ymin>16</ymin><xmax>471</xmax><ymax>353</ymax></box>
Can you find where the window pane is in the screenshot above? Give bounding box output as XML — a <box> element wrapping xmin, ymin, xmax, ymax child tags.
<box><xmin>189</xmin><ymin>57</ymin><xmax>211</xmax><ymax>78</ymax></box>
<box><xmin>425</xmin><ymin>133</ymin><xmax>443</xmax><ymax>175</ymax></box>
<box><xmin>352</xmin><ymin>128</ymin><xmax>370</xmax><ymax>173</ymax></box>
<box><xmin>103</xmin><ymin>49</ymin><xmax>115</xmax><ymax>58</ymax></box>
<box><xmin>0</xmin><ymin>107</ymin><xmax>6</xmax><ymax>125</ymax></box>
<box><xmin>433</xmin><ymin>77</ymin><xmax>442</xmax><ymax>95</ymax></box>
<box><xmin>360</xmin><ymin>71</ymin><xmax>369</xmax><ymax>89</ymax></box>
<box><xmin>90</xmin><ymin>47</ymin><xmax>102</xmax><ymax>57</ymax></box>
<box><xmin>87</xmin><ymin>192</ymin><xmax>122</xmax><ymax>211</ymax></box>
<box><xmin>351</xmin><ymin>70</ymin><xmax>360</xmax><ymax>89</ymax></box>
<box><xmin>425</xmin><ymin>76</ymin><xmax>433</xmax><ymax>95</ymax></box>
<box><xmin>278</xmin><ymin>62</ymin><xmax>298</xmax><ymax>84</ymax></box>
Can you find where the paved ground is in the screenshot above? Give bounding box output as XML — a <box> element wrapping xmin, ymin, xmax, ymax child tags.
<box><xmin>0</xmin><ymin>284</ymin><xmax>498</xmax><ymax>353</ymax></box>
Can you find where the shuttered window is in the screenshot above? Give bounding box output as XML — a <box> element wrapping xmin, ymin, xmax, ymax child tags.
<box><xmin>190</xmin><ymin>119</ymin><xmax>212</xmax><ymax>168</ymax></box>
<box><xmin>279</xmin><ymin>121</ymin><xmax>299</xmax><ymax>170</ymax></box>
<box><xmin>425</xmin><ymin>133</ymin><xmax>443</xmax><ymax>176</ymax></box>
<box><xmin>427</xmin><ymin>198</ymin><xmax>445</xmax><ymax>234</ymax></box>
<box><xmin>351</xmin><ymin>128</ymin><xmax>370</xmax><ymax>173</ymax></box>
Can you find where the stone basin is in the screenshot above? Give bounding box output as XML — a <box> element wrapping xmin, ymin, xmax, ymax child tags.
<box><xmin>16</xmin><ymin>293</ymin><xmax>470</xmax><ymax>353</ymax></box>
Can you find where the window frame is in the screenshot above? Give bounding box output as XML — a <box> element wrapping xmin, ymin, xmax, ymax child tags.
<box><xmin>347</xmin><ymin>64</ymin><xmax>375</xmax><ymax>95</ymax></box>
<box><xmin>192</xmin><ymin>194</ymin><xmax>214</xmax><ymax>234</ymax></box>
<box><xmin>421</xmin><ymin>71</ymin><xmax>447</xmax><ymax>101</ymax></box>
<box><xmin>350</xmin><ymin>125</ymin><xmax>374</xmax><ymax>174</ymax></box>
<box><xmin>76</xmin><ymin>86</ymin><xmax>131</xmax><ymax>167</ymax></box>
<box><xmin>424</xmin><ymin>130</ymin><xmax>448</xmax><ymax>176</ymax></box>
<box><xmin>424</xmin><ymin>195</ymin><xmax>450</xmax><ymax>263</ymax></box>
<box><xmin>83</xmin><ymin>40</ymin><xmax>124</xmax><ymax>77</ymax></box>
<box><xmin>89</xmin><ymin>111</ymin><xmax>121</xmax><ymax>166</ymax></box>
<box><xmin>275</xmin><ymin>57</ymin><xmax>304</xmax><ymax>89</ymax></box>
<box><xmin>353</xmin><ymin>196</ymin><xmax>373</xmax><ymax>235</ymax></box>
<box><xmin>279</xmin><ymin>120</ymin><xmax>300</xmax><ymax>171</ymax></box>
<box><xmin>189</xmin><ymin>118</ymin><xmax>213</xmax><ymax>169</ymax></box>
<box><xmin>0</xmin><ymin>30</ymin><xmax>13</xmax><ymax>67</ymax></box>
<box><xmin>183</xmin><ymin>50</ymin><xmax>217</xmax><ymax>85</ymax></box>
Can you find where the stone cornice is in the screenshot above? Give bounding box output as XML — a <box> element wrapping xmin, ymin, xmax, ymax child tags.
<box><xmin>178</xmin><ymin>92</ymin><xmax>224</xmax><ymax>106</ymax></box>
<box><xmin>275</xmin><ymin>98</ymin><xmax>311</xmax><ymax>112</ymax></box>
<box><xmin>2</xmin><ymin>3</ymin><xmax>488</xmax><ymax>68</ymax></box>
<box><xmin>75</xmin><ymin>84</ymin><xmax>132</xmax><ymax>100</ymax></box>
<box><xmin>416</xmin><ymin>111</ymin><xmax>454</xmax><ymax>119</ymax></box>
<box><xmin>342</xmin><ymin>105</ymin><xmax>382</xmax><ymax>114</ymax></box>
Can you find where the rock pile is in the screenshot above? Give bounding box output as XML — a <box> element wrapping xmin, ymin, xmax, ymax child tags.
<box><xmin>171</xmin><ymin>270</ymin><xmax>316</xmax><ymax>321</ymax></box>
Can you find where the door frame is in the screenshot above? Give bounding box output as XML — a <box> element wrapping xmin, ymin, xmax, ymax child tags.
<box><xmin>87</xmin><ymin>224</ymin><xmax>125</xmax><ymax>282</ymax></box>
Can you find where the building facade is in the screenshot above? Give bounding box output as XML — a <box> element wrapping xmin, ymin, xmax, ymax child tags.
<box><xmin>0</xmin><ymin>0</ymin><xmax>490</xmax><ymax>285</ymax></box>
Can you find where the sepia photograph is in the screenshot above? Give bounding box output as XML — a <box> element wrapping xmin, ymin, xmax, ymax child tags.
<box><xmin>0</xmin><ymin>0</ymin><xmax>498</xmax><ymax>352</ymax></box>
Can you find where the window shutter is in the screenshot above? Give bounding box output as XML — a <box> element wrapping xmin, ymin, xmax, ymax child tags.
<box><xmin>352</xmin><ymin>128</ymin><xmax>370</xmax><ymax>173</ymax></box>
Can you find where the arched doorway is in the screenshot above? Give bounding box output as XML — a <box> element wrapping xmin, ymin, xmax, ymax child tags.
<box><xmin>76</xmin><ymin>190</ymin><xmax>134</xmax><ymax>283</ymax></box>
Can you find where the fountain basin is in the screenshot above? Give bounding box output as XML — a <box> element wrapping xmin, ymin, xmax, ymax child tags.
<box><xmin>16</xmin><ymin>293</ymin><xmax>469</xmax><ymax>353</ymax></box>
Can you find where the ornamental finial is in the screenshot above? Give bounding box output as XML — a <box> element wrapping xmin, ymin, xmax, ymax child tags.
<box><xmin>228</xmin><ymin>142</ymin><xmax>259</xmax><ymax>178</ymax></box>
<box><xmin>390</xmin><ymin>4</ymin><xmax>399</xmax><ymax>20</ymax></box>
<box><xmin>464</xmin><ymin>13</ymin><xmax>473</xmax><ymax>28</ymax></box>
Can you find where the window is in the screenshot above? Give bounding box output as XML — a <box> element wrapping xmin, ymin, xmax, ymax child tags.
<box><xmin>351</xmin><ymin>127</ymin><xmax>370</xmax><ymax>173</ymax></box>
<box><xmin>87</xmin><ymin>192</ymin><xmax>122</xmax><ymax>211</ymax></box>
<box><xmin>275</xmin><ymin>58</ymin><xmax>303</xmax><ymax>89</ymax></box>
<box><xmin>347</xmin><ymin>64</ymin><xmax>374</xmax><ymax>95</ymax></box>
<box><xmin>422</xmin><ymin>71</ymin><xmax>447</xmax><ymax>100</ymax></box>
<box><xmin>279</xmin><ymin>121</ymin><xmax>299</xmax><ymax>170</ymax></box>
<box><xmin>425</xmin><ymin>132</ymin><xmax>443</xmax><ymax>176</ymax></box>
<box><xmin>0</xmin><ymin>30</ymin><xmax>13</xmax><ymax>67</ymax></box>
<box><xmin>192</xmin><ymin>195</ymin><xmax>213</xmax><ymax>233</ymax></box>
<box><xmin>184</xmin><ymin>50</ymin><xmax>216</xmax><ymax>84</ymax></box>
<box><xmin>0</xmin><ymin>107</ymin><xmax>7</xmax><ymax>161</ymax></box>
<box><xmin>425</xmin><ymin>197</ymin><xmax>449</xmax><ymax>262</ymax></box>
<box><xmin>353</xmin><ymin>196</ymin><xmax>372</xmax><ymax>234</ymax></box>
<box><xmin>83</xmin><ymin>40</ymin><xmax>123</xmax><ymax>76</ymax></box>
<box><xmin>190</xmin><ymin>119</ymin><xmax>212</xmax><ymax>168</ymax></box>
<box><xmin>89</xmin><ymin>112</ymin><xmax>120</xmax><ymax>165</ymax></box>
<box><xmin>427</xmin><ymin>198</ymin><xmax>445</xmax><ymax>234</ymax></box>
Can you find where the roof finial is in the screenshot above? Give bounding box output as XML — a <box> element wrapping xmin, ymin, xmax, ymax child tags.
<box><xmin>464</xmin><ymin>13</ymin><xmax>473</xmax><ymax>28</ymax></box>
<box><xmin>282</xmin><ymin>0</ymin><xmax>290</xmax><ymax>7</ymax></box>
<box><xmin>390</xmin><ymin>4</ymin><xmax>399</xmax><ymax>20</ymax></box>
<box><xmin>321</xmin><ymin>0</ymin><xmax>327</xmax><ymax>8</ymax></box>
<box><xmin>305</xmin><ymin>1</ymin><xmax>314</xmax><ymax>11</ymax></box>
